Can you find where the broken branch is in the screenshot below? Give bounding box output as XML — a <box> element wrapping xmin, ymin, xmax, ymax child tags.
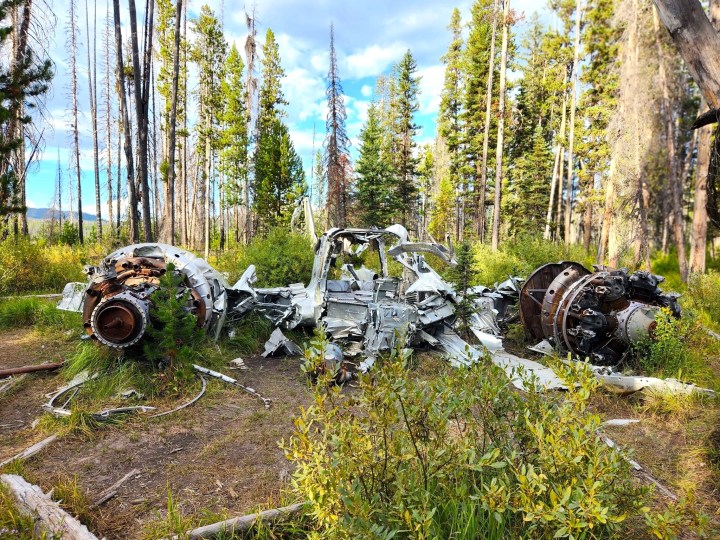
<box><xmin>0</xmin><ymin>435</ymin><xmax>58</xmax><ymax>469</ymax></box>
<box><xmin>186</xmin><ymin>501</ymin><xmax>305</xmax><ymax>539</ymax></box>
<box><xmin>0</xmin><ymin>361</ymin><xmax>64</xmax><ymax>378</ymax></box>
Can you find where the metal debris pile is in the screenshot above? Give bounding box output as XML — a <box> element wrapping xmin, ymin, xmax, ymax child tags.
<box><xmin>56</xmin><ymin>224</ymin><xmax>714</xmax><ymax>396</ymax></box>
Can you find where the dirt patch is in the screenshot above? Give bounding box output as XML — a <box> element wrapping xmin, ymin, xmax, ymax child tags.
<box><xmin>0</xmin><ymin>328</ymin><xmax>313</xmax><ymax>539</ymax></box>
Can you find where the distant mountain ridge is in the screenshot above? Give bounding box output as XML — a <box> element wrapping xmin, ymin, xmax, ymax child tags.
<box><xmin>26</xmin><ymin>207</ymin><xmax>103</xmax><ymax>222</ymax></box>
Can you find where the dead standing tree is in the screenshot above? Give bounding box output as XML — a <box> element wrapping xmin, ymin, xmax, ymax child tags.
<box><xmin>324</xmin><ymin>23</ymin><xmax>350</xmax><ymax>229</ymax></box>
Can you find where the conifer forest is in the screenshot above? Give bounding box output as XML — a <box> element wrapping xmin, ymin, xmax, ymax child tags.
<box><xmin>3</xmin><ymin>0</ymin><xmax>720</xmax><ymax>538</ymax></box>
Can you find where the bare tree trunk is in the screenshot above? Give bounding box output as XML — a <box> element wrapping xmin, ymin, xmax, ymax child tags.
<box><xmin>244</xmin><ymin>7</ymin><xmax>257</xmax><ymax>244</ymax></box>
<box><xmin>104</xmin><ymin>0</ymin><xmax>114</xmax><ymax>237</ymax></box>
<box><xmin>86</xmin><ymin>0</ymin><xmax>102</xmax><ymax>238</ymax></box>
<box><xmin>597</xmin><ymin>157</ymin><xmax>615</xmax><ymax>264</ymax></box>
<box><xmin>476</xmin><ymin>0</ymin><xmax>498</xmax><ymax>243</ymax></box>
<box><xmin>555</xmin><ymin>146</ymin><xmax>564</xmax><ymax>240</ymax></box>
<box><xmin>691</xmin><ymin>120</ymin><xmax>711</xmax><ymax>273</ymax></box>
<box><xmin>654</xmin><ymin>8</ymin><xmax>688</xmax><ymax>281</ymax></box>
<box><xmin>128</xmin><ymin>0</ymin><xmax>153</xmax><ymax>241</ymax></box>
<box><xmin>544</xmin><ymin>145</ymin><xmax>561</xmax><ymax>240</ymax></box>
<box><xmin>204</xmin><ymin>112</ymin><xmax>211</xmax><ymax>260</ymax></box>
<box><xmin>688</xmin><ymin>0</ymin><xmax>720</xmax><ymax>274</ymax></box>
<box><xmin>113</xmin><ymin>0</ymin><xmax>139</xmax><ymax>242</ymax></box>
<box><xmin>69</xmin><ymin>0</ymin><xmax>83</xmax><ymax>243</ymax></box>
<box><xmin>491</xmin><ymin>0</ymin><xmax>509</xmax><ymax>252</ymax></box>
<box><xmin>165</xmin><ymin>0</ymin><xmax>183</xmax><ymax>245</ymax></box>
<box><xmin>564</xmin><ymin>0</ymin><xmax>582</xmax><ymax>245</ymax></box>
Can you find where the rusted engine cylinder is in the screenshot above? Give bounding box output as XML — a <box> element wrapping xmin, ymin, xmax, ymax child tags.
<box><xmin>81</xmin><ymin>244</ymin><xmax>229</xmax><ymax>348</ymax></box>
<box><xmin>519</xmin><ymin>261</ymin><xmax>680</xmax><ymax>365</ymax></box>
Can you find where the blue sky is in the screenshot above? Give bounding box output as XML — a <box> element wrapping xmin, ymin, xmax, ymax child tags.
<box><xmin>24</xmin><ymin>0</ymin><xmax>544</xmax><ymax>216</ymax></box>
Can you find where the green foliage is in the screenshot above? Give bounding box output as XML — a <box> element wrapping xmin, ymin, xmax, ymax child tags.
<box><xmin>428</xmin><ymin>174</ymin><xmax>454</xmax><ymax>240</ymax></box>
<box><xmin>220</xmin><ymin>44</ymin><xmax>249</xmax><ymax>208</ymax></box>
<box><xmin>0</xmin><ymin>296</ymin><xmax>79</xmax><ymax>330</ymax></box>
<box><xmin>142</xmin><ymin>485</ymin><xmax>195</xmax><ymax>540</ymax></box>
<box><xmin>253</xmin><ymin>117</ymin><xmax>307</xmax><ymax>231</ymax></box>
<box><xmin>144</xmin><ymin>263</ymin><xmax>206</xmax><ymax>380</ymax></box>
<box><xmin>0</xmin><ymin>237</ymin><xmax>107</xmax><ymax>295</ymax></box>
<box><xmin>214</xmin><ymin>228</ymin><xmax>314</xmax><ymax>288</ymax></box>
<box><xmin>0</xmin><ymin>482</ymin><xmax>42</xmax><ymax>540</ymax></box>
<box><xmin>354</xmin><ymin>103</ymin><xmax>397</xmax><ymax>227</ymax></box>
<box><xmin>391</xmin><ymin>50</ymin><xmax>421</xmax><ymax>226</ymax></box>
<box><xmin>284</xmin><ymin>352</ymin><xmax>652</xmax><ymax>538</ymax></box>
<box><xmin>630</xmin><ymin>308</ymin><xmax>712</xmax><ymax>386</ymax></box>
<box><xmin>449</xmin><ymin>243</ymin><xmax>477</xmax><ymax>338</ymax></box>
<box><xmin>0</xmin><ymin>0</ymin><xmax>53</xmax><ymax>216</ymax></box>
<box><xmin>472</xmin><ymin>235</ymin><xmax>595</xmax><ymax>286</ymax></box>
<box><xmin>686</xmin><ymin>271</ymin><xmax>720</xmax><ymax>331</ymax></box>
<box><xmin>225</xmin><ymin>312</ymin><xmax>274</xmax><ymax>356</ymax></box>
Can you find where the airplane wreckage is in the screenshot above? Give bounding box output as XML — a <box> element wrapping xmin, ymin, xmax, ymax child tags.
<box><xmin>57</xmin><ymin>224</ymin><xmax>713</xmax><ymax>396</ymax></box>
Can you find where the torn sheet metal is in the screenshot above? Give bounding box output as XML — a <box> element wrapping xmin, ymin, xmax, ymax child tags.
<box><xmin>261</xmin><ymin>328</ymin><xmax>303</xmax><ymax>358</ymax></box>
<box><xmin>591</xmin><ymin>366</ymin><xmax>716</xmax><ymax>396</ymax></box>
<box><xmin>57</xmin><ymin>282</ymin><xmax>86</xmax><ymax>312</ymax></box>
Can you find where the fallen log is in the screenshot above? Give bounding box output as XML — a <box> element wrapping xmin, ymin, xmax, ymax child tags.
<box><xmin>0</xmin><ymin>361</ymin><xmax>64</xmax><ymax>378</ymax></box>
<box><xmin>0</xmin><ymin>474</ymin><xmax>99</xmax><ymax>540</ymax></box>
<box><xmin>186</xmin><ymin>501</ymin><xmax>306</xmax><ymax>539</ymax></box>
<box><xmin>0</xmin><ymin>434</ymin><xmax>57</xmax><ymax>468</ymax></box>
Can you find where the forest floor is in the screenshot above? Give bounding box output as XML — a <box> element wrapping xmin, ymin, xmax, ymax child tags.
<box><xmin>1</xmin><ymin>325</ymin><xmax>720</xmax><ymax>539</ymax></box>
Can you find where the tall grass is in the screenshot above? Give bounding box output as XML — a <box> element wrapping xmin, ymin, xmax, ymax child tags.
<box><xmin>0</xmin><ymin>297</ymin><xmax>80</xmax><ymax>330</ymax></box>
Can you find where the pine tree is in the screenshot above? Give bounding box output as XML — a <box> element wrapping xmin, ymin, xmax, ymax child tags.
<box><xmin>464</xmin><ymin>0</ymin><xmax>498</xmax><ymax>242</ymax></box>
<box><xmin>355</xmin><ymin>103</ymin><xmax>395</xmax><ymax>226</ymax></box>
<box><xmin>254</xmin><ymin>28</ymin><xmax>303</xmax><ymax>232</ymax></box>
<box><xmin>191</xmin><ymin>4</ymin><xmax>226</xmax><ymax>257</ymax></box>
<box><xmin>428</xmin><ymin>174</ymin><xmax>454</xmax><ymax>240</ymax></box>
<box><xmin>254</xmin><ymin>118</ymin><xmax>306</xmax><ymax>229</ymax></box>
<box><xmin>392</xmin><ymin>50</ymin><xmax>421</xmax><ymax>229</ymax></box>
<box><xmin>220</xmin><ymin>44</ymin><xmax>248</xmax><ymax>218</ymax></box>
<box><xmin>0</xmin><ymin>0</ymin><xmax>51</xmax><ymax>218</ymax></box>
<box><xmin>438</xmin><ymin>7</ymin><xmax>464</xmax><ymax>239</ymax></box>
<box><xmin>324</xmin><ymin>23</ymin><xmax>351</xmax><ymax>228</ymax></box>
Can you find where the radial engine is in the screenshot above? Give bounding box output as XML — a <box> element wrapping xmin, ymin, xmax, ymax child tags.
<box><xmin>79</xmin><ymin>244</ymin><xmax>229</xmax><ymax>348</ymax></box>
<box><xmin>518</xmin><ymin>262</ymin><xmax>681</xmax><ymax>365</ymax></box>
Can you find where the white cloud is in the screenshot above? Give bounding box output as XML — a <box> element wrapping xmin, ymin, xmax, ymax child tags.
<box><xmin>360</xmin><ymin>84</ymin><xmax>372</xmax><ymax>97</ymax></box>
<box><xmin>417</xmin><ymin>64</ymin><xmax>445</xmax><ymax>115</ymax></box>
<box><xmin>343</xmin><ymin>43</ymin><xmax>406</xmax><ymax>79</ymax></box>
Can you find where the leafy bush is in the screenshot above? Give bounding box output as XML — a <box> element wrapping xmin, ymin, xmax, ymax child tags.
<box><xmin>472</xmin><ymin>235</ymin><xmax>594</xmax><ymax>287</ymax></box>
<box><xmin>686</xmin><ymin>271</ymin><xmax>720</xmax><ymax>331</ymax></box>
<box><xmin>214</xmin><ymin>228</ymin><xmax>314</xmax><ymax>287</ymax></box>
<box><xmin>284</xmin><ymin>351</ymin><xmax>651</xmax><ymax>539</ymax></box>
<box><xmin>630</xmin><ymin>308</ymin><xmax>713</xmax><ymax>384</ymax></box>
<box><xmin>0</xmin><ymin>237</ymin><xmax>110</xmax><ymax>295</ymax></box>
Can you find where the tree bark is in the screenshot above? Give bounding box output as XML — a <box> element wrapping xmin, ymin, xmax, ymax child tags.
<box><xmin>86</xmin><ymin>0</ymin><xmax>102</xmax><ymax>238</ymax></box>
<box><xmin>654</xmin><ymin>8</ymin><xmax>688</xmax><ymax>280</ymax></box>
<box><xmin>564</xmin><ymin>0</ymin><xmax>582</xmax><ymax>245</ymax></box>
<box><xmin>653</xmin><ymin>0</ymin><xmax>720</xmax><ymax>110</ymax></box>
<box><xmin>165</xmin><ymin>0</ymin><xmax>183</xmax><ymax>245</ymax></box>
<box><xmin>688</xmin><ymin>0</ymin><xmax>720</xmax><ymax>274</ymax></box>
<box><xmin>128</xmin><ymin>0</ymin><xmax>153</xmax><ymax>241</ymax></box>
<box><xmin>0</xmin><ymin>474</ymin><xmax>98</xmax><ymax>540</ymax></box>
<box><xmin>491</xmin><ymin>0</ymin><xmax>509</xmax><ymax>252</ymax></box>
<box><xmin>104</xmin><ymin>0</ymin><xmax>114</xmax><ymax>237</ymax></box>
<box><xmin>476</xmin><ymin>0</ymin><xmax>498</xmax><ymax>243</ymax></box>
<box><xmin>69</xmin><ymin>0</ymin><xmax>83</xmax><ymax>243</ymax></box>
<box><xmin>113</xmin><ymin>0</ymin><xmax>139</xmax><ymax>242</ymax></box>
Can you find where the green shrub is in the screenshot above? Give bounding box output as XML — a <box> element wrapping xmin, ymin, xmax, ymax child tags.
<box><xmin>284</xmin><ymin>351</ymin><xmax>651</xmax><ymax>539</ymax></box>
<box><xmin>686</xmin><ymin>271</ymin><xmax>720</xmax><ymax>331</ymax></box>
<box><xmin>472</xmin><ymin>235</ymin><xmax>594</xmax><ymax>287</ymax></box>
<box><xmin>213</xmin><ymin>228</ymin><xmax>314</xmax><ymax>287</ymax></box>
<box><xmin>0</xmin><ymin>237</ymin><xmax>110</xmax><ymax>295</ymax></box>
<box><xmin>0</xmin><ymin>297</ymin><xmax>80</xmax><ymax>330</ymax></box>
<box><xmin>630</xmin><ymin>308</ymin><xmax>712</xmax><ymax>383</ymax></box>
